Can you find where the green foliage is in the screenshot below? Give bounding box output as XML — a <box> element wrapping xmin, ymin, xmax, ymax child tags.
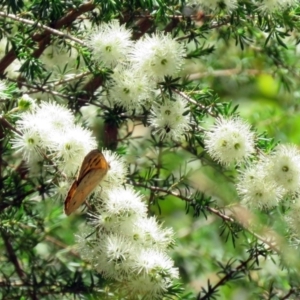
<box><xmin>0</xmin><ymin>0</ymin><xmax>300</xmax><ymax>299</ymax></box>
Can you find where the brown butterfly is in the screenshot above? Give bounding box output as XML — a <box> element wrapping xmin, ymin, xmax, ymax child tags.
<box><xmin>64</xmin><ymin>149</ymin><xmax>110</xmax><ymax>216</ymax></box>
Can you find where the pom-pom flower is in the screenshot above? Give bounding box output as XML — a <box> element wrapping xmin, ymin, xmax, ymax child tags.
<box><xmin>236</xmin><ymin>163</ymin><xmax>284</xmax><ymax>209</ymax></box>
<box><xmin>204</xmin><ymin>117</ymin><xmax>255</xmax><ymax>166</ymax></box>
<box><xmin>54</xmin><ymin>126</ymin><xmax>97</xmax><ymax>176</ymax></box>
<box><xmin>76</xmin><ymin>183</ymin><xmax>179</xmax><ymax>299</ymax></box>
<box><xmin>285</xmin><ymin>197</ymin><xmax>300</xmax><ymax>237</ymax></box>
<box><xmin>108</xmin><ymin>65</ymin><xmax>154</xmax><ymax>112</ymax></box>
<box><xmin>130</xmin><ymin>32</ymin><xmax>186</xmax><ymax>80</ymax></box>
<box><xmin>264</xmin><ymin>144</ymin><xmax>300</xmax><ymax>194</ymax></box>
<box><xmin>149</xmin><ymin>95</ymin><xmax>191</xmax><ymax>140</ymax></box>
<box><xmin>11</xmin><ymin>100</ymin><xmax>96</xmax><ymax>174</ymax></box>
<box><xmin>11</xmin><ymin>98</ymin><xmax>179</xmax><ymax>299</ymax></box>
<box><xmin>11</xmin><ymin>129</ymin><xmax>43</xmax><ymax>162</ymax></box>
<box><xmin>258</xmin><ymin>0</ymin><xmax>297</xmax><ymax>13</ymax></box>
<box><xmin>86</xmin><ymin>20</ymin><xmax>133</xmax><ymax>67</ymax></box>
<box><xmin>97</xmin><ymin>150</ymin><xmax>128</xmax><ymax>195</ymax></box>
<box><xmin>190</xmin><ymin>0</ymin><xmax>237</xmax><ymax>12</ymax></box>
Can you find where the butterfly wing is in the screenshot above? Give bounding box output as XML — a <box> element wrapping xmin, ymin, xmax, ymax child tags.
<box><xmin>77</xmin><ymin>149</ymin><xmax>107</xmax><ymax>180</ymax></box>
<box><xmin>64</xmin><ymin>180</ymin><xmax>79</xmax><ymax>215</ymax></box>
<box><xmin>64</xmin><ymin>168</ymin><xmax>108</xmax><ymax>215</ymax></box>
<box><xmin>64</xmin><ymin>150</ymin><xmax>109</xmax><ymax>216</ymax></box>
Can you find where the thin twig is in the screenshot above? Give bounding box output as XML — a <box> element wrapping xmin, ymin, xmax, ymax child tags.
<box><xmin>0</xmin><ymin>115</ymin><xmax>22</xmax><ymax>135</ymax></box>
<box><xmin>1</xmin><ymin>230</ymin><xmax>26</xmax><ymax>281</ymax></box>
<box><xmin>0</xmin><ymin>12</ymin><xmax>84</xmax><ymax>45</ymax></box>
<box><xmin>280</xmin><ymin>288</ymin><xmax>296</xmax><ymax>300</ymax></box>
<box><xmin>197</xmin><ymin>254</ymin><xmax>254</xmax><ymax>300</ymax></box>
<box><xmin>188</xmin><ymin>68</ymin><xmax>262</xmax><ymax>80</ymax></box>
<box><xmin>50</xmin><ymin>71</ymin><xmax>91</xmax><ymax>87</ymax></box>
<box><xmin>173</xmin><ymin>89</ymin><xmax>216</xmax><ymax>117</ymax></box>
<box><xmin>0</xmin><ymin>1</ymin><xmax>95</xmax><ymax>74</ymax></box>
<box><xmin>45</xmin><ymin>236</ymin><xmax>80</xmax><ymax>258</ymax></box>
<box><xmin>132</xmin><ymin>182</ymin><xmax>280</xmax><ymax>252</ymax></box>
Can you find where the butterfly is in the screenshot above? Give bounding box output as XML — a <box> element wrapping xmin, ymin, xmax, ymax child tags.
<box><xmin>64</xmin><ymin>149</ymin><xmax>110</xmax><ymax>216</ymax></box>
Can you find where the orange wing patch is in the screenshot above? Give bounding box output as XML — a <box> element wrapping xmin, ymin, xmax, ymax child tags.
<box><xmin>64</xmin><ymin>150</ymin><xmax>109</xmax><ymax>216</ymax></box>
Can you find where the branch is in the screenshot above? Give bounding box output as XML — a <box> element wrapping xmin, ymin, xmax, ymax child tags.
<box><xmin>0</xmin><ymin>115</ymin><xmax>22</xmax><ymax>135</ymax></box>
<box><xmin>1</xmin><ymin>230</ymin><xmax>26</xmax><ymax>281</ymax></box>
<box><xmin>0</xmin><ymin>1</ymin><xmax>95</xmax><ymax>74</ymax></box>
<box><xmin>173</xmin><ymin>89</ymin><xmax>217</xmax><ymax>117</ymax></box>
<box><xmin>281</xmin><ymin>288</ymin><xmax>296</xmax><ymax>300</ymax></box>
<box><xmin>197</xmin><ymin>254</ymin><xmax>255</xmax><ymax>300</ymax></box>
<box><xmin>187</xmin><ymin>68</ymin><xmax>262</xmax><ymax>80</ymax></box>
<box><xmin>132</xmin><ymin>182</ymin><xmax>280</xmax><ymax>252</ymax></box>
<box><xmin>0</xmin><ymin>12</ymin><xmax>84</xmax><ymax>45</ymax></box>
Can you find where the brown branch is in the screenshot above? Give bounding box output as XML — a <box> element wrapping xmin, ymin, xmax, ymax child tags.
<box><xmin>0</xmin><ymin>12</ymin><xmax>83</xmax><ymax>44</ymax></box>
<box><xmin>80</xmin><ymin>75</ymin><xmax>104</xmax><ymax>101</ymax></box>
<box><xmin>132</xmin><ymin>182</ymin><xmax>280</xmax><ymax>253</ymax></box>
<box><xmin>0</xmin><ymin>2</ymin><xmax>95</xmax><ymax>74</ymax></box>
<box><xmin>44</xmin><ymin>235</ymin><xmax>80</xmax><ymax>258</ymax></box>
<box><xmin>1</xmin><ymin>230</ymin><xmax>26</xmax><ymax>281</ymax></box>
<box><xmin>132</xmin><ymin>17</ymin><xmax>154</xmax><ymax>40</ymax></box>
<box><xmin>173</xmin><ymin>89</ymin><xmax>217</xmax><ymax>117</ymax></box>
<box><xmin>164</xmin><ymin>17</ymin><xmax>180</xmax><ymax>33</ymax></box>
<box><xmin>0</xmin><ymin>115</ymin><xmax>22</xmax><ymax>135</ymax></box>
<box><xmin>187</xmin><ymin>68</ymin><xmax>262</xmax><ymax>80</ymax></box>
<box><xmin>197</xmin><ymin>253</ymin><xmax>255</xmax><ymax>300</ymax></box>
<box><xmin>281</xmin><ymin>288</ymin><xmax>296</xmax><ymax>300</ymax></box>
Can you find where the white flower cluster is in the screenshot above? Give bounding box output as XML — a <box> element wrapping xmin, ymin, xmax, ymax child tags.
<box><xmin>258</xmin><ymin>0</ymin><xmax>297</xmax><ymax>13</ymax></box>
<box><xmin>76</xmin><ymin>152</ymin><xmax>178</xmax><ymax>299</ymax></box>
<box><xmin>11</xmin><ymin>99</ymin><xmax>179</xmax><ymax>298</ymax></box>
<box><xmin>149</xmin><ymin>95</ymin><xmax>191</xmax><ymax>140</ymax></box>
<box><xmin>11</xmin><ymin>99</ymin><xmax>97</xmax><ymax>176</ymax></box>
<box><xmin>204</xmin><ymin>117</ymin><xmax>300</xmax><ymax>210</ymax></box>
<box><xmin>237</xmin><ymin>145</ymin><xmax>300</xmax><ymax>209</ymax></box>
<box><xmin>285</xmin><ymin>197</ymin><xmax>300</xmax><ymax>236</ymax></box>
<box><xmin>184</xmin><ymin>0</ymin><xmax>237</xmax><ymax>12</ymax></box>
<box><xmin>204</xmin><ymin>117</ymin><xmax>256</xmax><ymax>166</ymax></box>
<box><xmin>85</xmin><ymin>20</ymin><xmax>190</xmax><ymax>140</ymax></box>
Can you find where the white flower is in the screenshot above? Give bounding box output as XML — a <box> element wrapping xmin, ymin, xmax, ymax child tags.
<box><xmin>11</xmin><ymin>129</ymin><xmax>42</xmax><ymax>161</ymax></box>
<box><xmin>12</xmin><ymin>101</ymin><xmax>99</xmax><ymax>178</ymax></box>
<box><xmin>130</xmin><ymin>32</ymin><xmax>186</xmax><ymax>80</ymax></box>
<box><xmin>17</xmin><ymin>102</ymin><xmax>75</xmax><ymax>141</ymax></box>
<box><xmin>86</xmin><ymin>20</ymin><xmax>133</xmax><ymax>67</ymax></box>
<box><xmin>236</xmin><ymin>163</ymin><xmax>284</xmax><ymax>209</ymax></box>
<box><xmin>190</xmin><ymin>0</ymin><xmax>237</xmax><ymax>12</ymax></box>
<box><xmin>133</xmin><ymin>249</ymin><xmax>178</xmax><ymax>277</ymax></box>
<box><xmin>54</xmin><ymin>125</ymin><xmax>97</xmax><ymax>176</ymax></box>
<box><xmin>258</xmin><ymin>0</ymin><xmax>297</xmax><ymax>13</ymax></box>
<box><xmin>94</xmin><ymin>233</ymin><xmax>135</xmax><ymax>279</ymax></box>
<box><xmin>122</xmin><ymin>249</ymin><xmax>179</xmax><ymax>299</ymax></box>
<box><xmin>36</xmin><ymin>102</ymin><xmax>75</xmax><ymax>132</ymax></box>
<box><xmin>108</xmin><ymin>65</ymin><xmax>154</xmax><ymax>112</ymax></box>
<box><xmin>134</xmin><ymin>217</ymin><xmax>175</xmax><ymax>250</ymax></box>
<box><xmin>94</xmin><ymin>185</ymin><xmax>147</xmax><ymax>223</ymax></box>
<box><xmin>285</xmin><ymin>198</ymin><xmax>300</xmax><ymax>236</ymax></box>
<box><xmin>265</xmin><ymin>145</ymin><xmax>300</xmax><ymax>194</ymax></box>
<box><xmin>98</xmin><ymin>150</ymin><xmax>128</xmax><ymax>193</ymax></box>
<box><xmin>149</xmin><ymin>95</ymin><xmax>191</xmax><ymax>140</ymax></box>
<box><xmin>204</xmin><ymin>117</ymin><xmax>255</xmax><ymax>166</ymax></box>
